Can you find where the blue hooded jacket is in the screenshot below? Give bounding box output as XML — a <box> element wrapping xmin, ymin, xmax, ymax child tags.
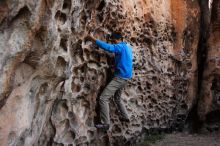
<box><xmin>96</xmin><ymin>40</ymin><xmax>133</xmax><ymax>79</ymax></box>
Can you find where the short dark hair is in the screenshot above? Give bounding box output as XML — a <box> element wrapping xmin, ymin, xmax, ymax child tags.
<box><xmin>111</xmin><ymin>32</ymin><xmax>123</xmax><ymax>40</ymax></box>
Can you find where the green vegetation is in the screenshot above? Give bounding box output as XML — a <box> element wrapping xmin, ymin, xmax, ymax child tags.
<box><xmin>136</xmin><ymin>133</ymin><xmax>165</xmax><ymax>146</ymax></box>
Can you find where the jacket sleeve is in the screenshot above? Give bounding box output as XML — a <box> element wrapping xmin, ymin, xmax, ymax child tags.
<box><xmin>95</xmin><ymin>40</ymin><xmax>122</xmax><ymax>54</ymax></box>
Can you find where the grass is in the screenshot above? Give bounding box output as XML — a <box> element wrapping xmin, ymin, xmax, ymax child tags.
<box><xmin>136</xmin><ymin>133</ymin><xmax>165</xmax><ymax>146</ymax></box>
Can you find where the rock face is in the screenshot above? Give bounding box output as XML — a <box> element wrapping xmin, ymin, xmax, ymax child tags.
<box><xmin>0</xmin><ymin>0</ymin><xmax>201</xmax><ymax>146</ymax></box>
<box><xmin>198</xmin><ymin>0</ymin><xmax>220</xmax><ymax>122</ymax></box>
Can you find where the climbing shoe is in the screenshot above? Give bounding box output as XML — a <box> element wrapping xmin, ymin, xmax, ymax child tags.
<box><xmin>95</xmin><ymin>124</ymin><xmax>110</xmax><ymax>130</ymax></box>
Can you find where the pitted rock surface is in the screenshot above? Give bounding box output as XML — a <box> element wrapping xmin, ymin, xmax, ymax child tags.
<box><xmin>0</xmin><ymin>0</ymin><xmax>201</xmax><ymax>146</ymax></box>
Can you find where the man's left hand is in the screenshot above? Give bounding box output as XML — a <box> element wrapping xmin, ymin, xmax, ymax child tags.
<box><xmin>85</xmin><ymin>34</ymin><xmax>96</xmax><ymax>43</ymax></box>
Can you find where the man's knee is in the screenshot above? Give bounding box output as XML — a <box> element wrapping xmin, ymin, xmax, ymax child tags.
<box><xmin>99</xmin><ymin>92</ymin><xmax>111</xmax><ymax>103</ymax></box>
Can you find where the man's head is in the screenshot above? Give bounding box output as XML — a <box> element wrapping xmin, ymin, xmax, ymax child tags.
<box><xmin>110</xmin><ymin>32</ymin><xmax>123</xmax><ymax>43</ymax></box>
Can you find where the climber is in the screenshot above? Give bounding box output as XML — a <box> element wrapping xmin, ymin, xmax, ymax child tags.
<box><xmin>86</xmin><ymin>32</ymin><xmax>133</xmax><ymax>130</ymax></box>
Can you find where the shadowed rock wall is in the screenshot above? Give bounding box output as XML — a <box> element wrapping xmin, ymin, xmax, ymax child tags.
<box><xmin>0</xmin><ymin>0</ymin><xmax>200</xmax><ymax>145</ymax></box>
<box><xmin>198</xmin><ymin>0</ymin><xmax>220</xmax><ymax>128</ymax></box>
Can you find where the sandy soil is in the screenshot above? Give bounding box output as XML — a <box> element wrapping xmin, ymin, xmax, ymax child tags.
<box><xmin>151</xmin><ymin>132</ymin><xmax>220</xmax><ymax>146</ymax></box>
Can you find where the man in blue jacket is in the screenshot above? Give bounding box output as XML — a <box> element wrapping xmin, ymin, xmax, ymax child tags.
<box><xmin>86</xmin><ymin>32</ymin><xmax>133</xmax><ymax>130</ymax></box>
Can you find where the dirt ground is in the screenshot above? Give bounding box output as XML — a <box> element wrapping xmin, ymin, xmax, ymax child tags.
<box><xmin>151</xmin><ymin>131</ymin><xmax>220</xmax><ymax>146</ymax></box>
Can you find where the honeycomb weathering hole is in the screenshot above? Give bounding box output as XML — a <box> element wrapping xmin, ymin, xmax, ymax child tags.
<box><xmin>63</xmin><ymin>0</ymin><xmax>71</xmax><ymax>11</ymax></box>
<box><xmin>68</xmin><ymin>111</ymin><xmax>74</xmax><ymax>118</ymax></box>
<box><xmin>60</xmin><ymin>37</ymin><xmax>68</xmax><ymax>51</ymax></box>
<box><xmin>97</xmin><ymin>0</ymin><xmax>106</xmax><ymax>11</ymax></box>
<box><xmin>55</xmin><ymin>10</ymin><xmax>67</xmax><ymax>24</ymax></box>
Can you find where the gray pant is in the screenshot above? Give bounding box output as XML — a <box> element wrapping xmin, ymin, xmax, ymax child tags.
<box><xmin>99</xmin><ymin>77</ymin><xmax>129</xmax><ymax>124</ymax></box>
